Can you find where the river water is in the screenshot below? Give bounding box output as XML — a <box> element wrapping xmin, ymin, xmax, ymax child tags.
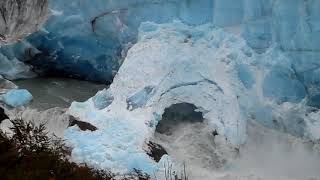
<box><xmin>13</xmin><ymin>77</ymin><xmax>107</xmax><ymax>110</ymax></box>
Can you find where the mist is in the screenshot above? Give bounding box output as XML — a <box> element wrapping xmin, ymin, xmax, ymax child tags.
<box><xmin>230</xmin><ymin>121</ymin><xmax>320</xmax><ymax>180</ymax></box>
<box><xmin>154</xmin><ymin>120</ymin><xmax>320</xmax><ymax>180</ymax></box>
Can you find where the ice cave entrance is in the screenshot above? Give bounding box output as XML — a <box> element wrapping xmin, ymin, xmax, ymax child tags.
<box><xmin>156</xmin><ymin>103</ymin><xmax>204</xmax><ymax>135</ymax></box>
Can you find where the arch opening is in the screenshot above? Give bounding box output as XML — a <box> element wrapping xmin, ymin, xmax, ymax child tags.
<box><xmin>155</xmin><ymin>103</ymin><xmax>204</xmax><ymax>135</ymax></box>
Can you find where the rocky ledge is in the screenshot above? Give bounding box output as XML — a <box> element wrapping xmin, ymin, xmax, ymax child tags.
<box><xmin>0</xmin><ymin>0</ymin><xmax>49</xmax><ymax>44</ymax></box>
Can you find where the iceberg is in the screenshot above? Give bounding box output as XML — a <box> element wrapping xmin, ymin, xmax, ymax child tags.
<box><xmin>1</xmin><ymin>89</ymin><xmax>33</xmax><ymax>108</ymax></box>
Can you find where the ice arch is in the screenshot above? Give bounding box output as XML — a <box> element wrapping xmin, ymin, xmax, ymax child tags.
<box><xmin>64</xmin><ymin>22</ymin><xmax>248</xmax><ymax>173</ymax></box>
<box><xmin>155</xmin><ymin>103</ymin><xmax>204</xmax><ymax>135</ymax></box>
<box><xmin>63</xmin><ymin>21</ymin><xmax>320</xmax><ymax>173</ymax></box>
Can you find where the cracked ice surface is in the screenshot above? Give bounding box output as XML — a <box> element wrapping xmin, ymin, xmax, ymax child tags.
<box><xmin>64</xmin><ymin>21</ymin><xmax>320</xmax><ymax>173</ymax></box>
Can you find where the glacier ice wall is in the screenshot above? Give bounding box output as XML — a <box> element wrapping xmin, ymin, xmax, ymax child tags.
<box><xmin>1</xmin><ymin>0</ymin><xmax>319</xmax><ymax>87</ymax></box>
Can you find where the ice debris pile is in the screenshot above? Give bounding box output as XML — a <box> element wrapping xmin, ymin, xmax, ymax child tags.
<box><xmin>0</xmin><ymin>75</ymin><xmax>33</xmax><ymax>108</ymax></box>
<box><xmin>65</xmin><ymin>21</ymin><xmax>320</xmax><ymax>173</ymax></box>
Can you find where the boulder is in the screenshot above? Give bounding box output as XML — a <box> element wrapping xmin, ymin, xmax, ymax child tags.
<box><xmin>145</xmin><ymin>141</ymin><xmax>168</xmax><ymax>162</ymax></box>
<box><xmin>69</xmin><ymin>116</ymin><xmax>97</xmax><ymax>132</ymax></box>
<box><xmin>0</xmin><ymin>107</ymin><xmax>9</xmax><ymax>122</ymax></box>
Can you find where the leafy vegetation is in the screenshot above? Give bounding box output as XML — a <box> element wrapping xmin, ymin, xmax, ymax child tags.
<box><xmin>0</xmin><ymin>119</ymin><xmax>150</xmax><ymax>180</ymax></box>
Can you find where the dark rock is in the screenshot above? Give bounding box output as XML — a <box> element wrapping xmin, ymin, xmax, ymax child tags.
<box><xmin>0</xmin><ymin>107</ymin><xmax>9</xmax><ymax>122</ymax></box>
<box><xmin>212</xmin><ymin>129</ymin><xmax>219</xmax><ymax>137</ymax></box>
<box><xmin>146</xmin><ymin>141</ymin><xmax>168</xmax><ymax>162</ymax></box>
<box><xmin>69</xmin><ymin>116</ymin><xmax>97</xmax><ymax>131</ymax></box>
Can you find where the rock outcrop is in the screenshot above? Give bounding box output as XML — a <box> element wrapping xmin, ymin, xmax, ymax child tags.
<box><xmin>0</xmin><ymin>107</ymin><xmax>8</xmax><ymax>122</ymax></box>
<box><xmin>69</xmin><ymin>115</ymin><xmax>98</xmax><ymax>132</ymax></box>
<box><xmin>0</xmin><ymin>0</ymin><xmax>49</xmax><ymax>44</ymax></box>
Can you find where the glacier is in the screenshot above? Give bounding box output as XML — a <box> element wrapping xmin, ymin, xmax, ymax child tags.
<box><xmin>0</xmin><ymin>0</ymin><xmax>319</xmax><ymax>107</ymax></box>
<box><xmin>0</xmin><ymin>0</ymin><xmax>320</xmax><ymax>179</ymax></box>
<box><xmin>0</xmin><ymin>0</ymin><xmax>319</xmax><ymax>87</ymax></box>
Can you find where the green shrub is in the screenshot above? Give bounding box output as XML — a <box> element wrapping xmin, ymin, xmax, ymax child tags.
<box><xmin>0</xmin><ymin>119</ymin><xmax>153</xmax><ymax>180</ymax></box>
<box><xmin>0</xmin><ymin>119</ymin><xmax>114</xmax><ymax>180</ymax></box>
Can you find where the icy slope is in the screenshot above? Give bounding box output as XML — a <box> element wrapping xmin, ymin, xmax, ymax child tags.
<box><xmin>65</xmin><ymin>21</ymin><xmax>320</xmax><ymax>175</ymax></box>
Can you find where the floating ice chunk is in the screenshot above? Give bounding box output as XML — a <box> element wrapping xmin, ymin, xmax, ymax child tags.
<box><xmin>92</xmin><ymin>89</ymin><xmax>114</xmax><ymax>110</ymax></box>
<box><xmin>1</xmin><ymin>89</ymin><xmax>33</xmax><ymax>107</ymax></box>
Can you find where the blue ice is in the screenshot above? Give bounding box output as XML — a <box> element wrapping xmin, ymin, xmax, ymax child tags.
<box><xmin>1</xmin><ymin>89</ymin><xmax>33</xmax><ymax>107</ymax></box>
